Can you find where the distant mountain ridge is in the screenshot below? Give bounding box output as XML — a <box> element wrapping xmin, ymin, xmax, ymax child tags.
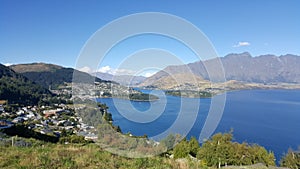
<box><xmin>8</xmin><ymin>63</ymin><xmax>157</xmax><ymax>102</ymax></box>
<box><xmin>220</xmin><ymin>52</ymin><xmax>300</xmax><ymax>83</ymax></box>
<box><xmin>8</xmin><ymin>52</ymin><xmax>300</xmax><ymax>92</ymax></box>
<box><xmin>94</xmin><ymin>72</ymin><xmax>146</xmax><ymax>86</ymax></box>
<box><xmin>140</xmin><ymin>52</ymin><xmax>300</xmax><ymax>88</ymax></box>
<box><xmin>11</xmin><ymin>62</ymin><xmax>62</xmax><ymax>73</ymax></box>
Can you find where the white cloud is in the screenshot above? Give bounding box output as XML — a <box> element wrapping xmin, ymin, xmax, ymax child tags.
<box><xmin>97</xmin><ymin>66</ymin><xmax>136</xmax><ymax>75</ymax></box>
<box><xmin>97</xmin><ymin>66</ymin><xmax>111</xmax><ymax>73</ymax></box>
<box><xmin>144</xmin><ymin>72</ymin><xmax>156</xmax><ymax>77</ymax></box>
<box><xmin>233</xmin><ymin>41</ymin><xmax>250</xmax><ymax>47</ymax></box>
<box><xmin>3</xmin><ymin>63</ymin><xmax>13</xmax><ymax>67</ymax></box>
<box><xmin>78</xmin><ymin>65</ymin><xmax>155</xmax><ymax>76</ymax></box>
<box><xmin>78</xmin><ymin>66</ymin><xmax>93</xmax><ymax>73</ymax></box>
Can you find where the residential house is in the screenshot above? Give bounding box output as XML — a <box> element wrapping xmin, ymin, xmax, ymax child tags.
<box><xmin>43</xmin><ymin>109</ymin><xmax>64</xmax><ymax>118</ymax></box>
<box><xmin>0</xmin><ymin>105</ymin><xmax>4</xmax><ymax>113</ymax></box>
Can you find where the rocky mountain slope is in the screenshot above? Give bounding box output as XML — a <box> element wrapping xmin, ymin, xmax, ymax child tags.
<box><xmin>139</xmin><ymin>52</ymin><xmax>300</xmax><ymax>89</ymax></box>
<box><xmin>141</xmin><ymin>72</ymin><xmax>210</xmax><ymax>90</ymax></box>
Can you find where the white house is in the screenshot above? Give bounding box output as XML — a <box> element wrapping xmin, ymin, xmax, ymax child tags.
<box><xmin>0</xmin><ymin>105</ymin><xmax>4</xmax><ymax>112</ymax></box>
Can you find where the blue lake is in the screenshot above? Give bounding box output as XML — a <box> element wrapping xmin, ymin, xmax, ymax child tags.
<box><xmin>97</xmin><ymin>89</ymin><xmax>300</xmax><ymax>162</ymax></box>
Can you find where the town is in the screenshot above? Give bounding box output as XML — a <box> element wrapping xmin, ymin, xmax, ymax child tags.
<box><xmin>0</xmin><ymin>80</ymin><xmax>156</xmax><ymax>145</ymax></box>
<box><xmin>0</xmin><ymin>100</ymin><xmax>99</xmax><ymax>143</ymax></box>
<box><xmin>0</xmin><ymin>81</ymin><xmax>123</xmax><ymax>143</ymax></box>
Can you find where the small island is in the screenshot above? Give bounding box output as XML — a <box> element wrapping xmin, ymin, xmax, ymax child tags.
<box><xmin>165</xmin><ymin>90</ymin><xmax>215</xmax><ymax>98</ymax></box>
<box><xmin>100</xmin><ymin>92</ymin><xmax>159</xmax><ymax>101</ymax></box>
<box><xmin>128</xmin><ymin>93</ymin><xmax>159</xmax><ymax>101</ymax></box>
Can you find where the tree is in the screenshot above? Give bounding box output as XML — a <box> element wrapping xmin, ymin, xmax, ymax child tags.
<box><xmin>189</xmin><ymin>136</ymin><xmax>200</xmax><ymax>157</ymax></box>
<box><xmin>249</xmin><ymin>144</ymin><xmax>275</xmax><ymax>166</ymax></box>
<box><xmin>173</xmin><ymin>138</ymin><xmax>189</xmax><ymax>159</ymax></box>
<box><xmin>197</xmin><ymin>132</ymin><xmax>234</xmax><ymax>168</ymax></box>
<box><xmin>280</xmin><ymin>148</ymin><xmax>300</xmax><ymax>169</ymax></box>
<box><xmin>196</xmin><ymin>131</ymin><xmax>275</xmax><ymax>168</ymax></box>
<box><xmin>230</xmin><ymin>142</ymin><xmax>252</xmax><ymax>165</ymax></box>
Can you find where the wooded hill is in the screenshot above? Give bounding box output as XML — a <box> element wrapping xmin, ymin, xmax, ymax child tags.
<box><xmin>0</xmin><ymin>64</ymin><xmax>51</xmax><ymax>105</ymax></box>
<box><xmin>10</xmin><ymin>63</ymin><xmax>112</xmax><ymax>89</ymax></box>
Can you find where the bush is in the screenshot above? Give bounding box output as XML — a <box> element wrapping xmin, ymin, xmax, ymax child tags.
<box><xmin>280</xmin><ymin>148</ymin><xmax>300</xmax><ymax>169</ymax></box>
<box><xmin>197</xmin><ymin>132</ymin><xmax>275</xmax><ymax>167</ymax></box>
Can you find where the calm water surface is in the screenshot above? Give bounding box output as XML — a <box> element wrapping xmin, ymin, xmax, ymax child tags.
<box><xmin>97</xmin><ymin>89</ymin><xmax>300</xmax><ymax>161</ymax></box>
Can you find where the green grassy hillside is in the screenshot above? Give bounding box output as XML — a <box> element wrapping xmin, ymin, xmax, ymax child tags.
<box><xmin>0</xmin><ymin>132</ymin><xmax>295</xmax><ymax>169</ymax></box>
<box><xmin>0</xmin><ymin>141</ymin><xmax>286</xmax><ymax>169</ymax></box>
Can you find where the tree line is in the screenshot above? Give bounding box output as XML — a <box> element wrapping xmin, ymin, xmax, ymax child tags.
<box><xmin>169</xmin><ymin>131</ymin><xmax>299</xmax><ymax>168</ymax></box>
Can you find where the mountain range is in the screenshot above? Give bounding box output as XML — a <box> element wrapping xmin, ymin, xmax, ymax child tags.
<box><xmin>9</xmin><ymin>63</ymin><xmax>158</xmax><ymax>102</ymax></box>
<box><xmin>139</xmin><ymin>52</ymin><xmax>300</xmax><ymax>89</ymax></box>
<box><xmin>2</xmin><ymin>52</ymin><xmax>300</xmax><ymax>102</ymax></box>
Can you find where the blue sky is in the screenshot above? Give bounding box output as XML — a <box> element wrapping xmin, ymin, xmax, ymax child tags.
<box><xmin>1</xmin><ymin>0</ymin><xmax>299</xmax><ymax>74</ymax></box>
